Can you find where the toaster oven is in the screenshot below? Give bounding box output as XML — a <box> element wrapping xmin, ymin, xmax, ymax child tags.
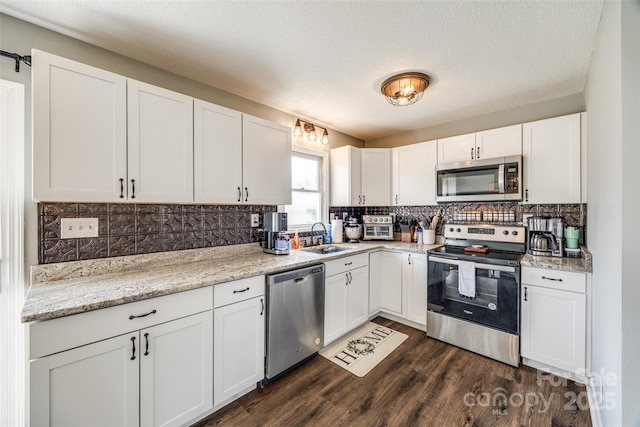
<box><xmin>362</xmin><ymin>215</ymin><xmax>394</xmax><ymax>240</ymax></box>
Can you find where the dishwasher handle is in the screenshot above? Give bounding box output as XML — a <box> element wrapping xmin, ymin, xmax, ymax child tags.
<box><xmin>267</xmin><ymin>264</ymin><xmax>325</xmax><ymax>285</ymax></box>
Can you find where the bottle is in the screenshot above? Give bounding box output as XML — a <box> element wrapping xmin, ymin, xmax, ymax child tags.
<box><xmin>292</xmin><ymin>230</ymin><xmax>300</xmax><ymax>250</ymax></box>
<box><xmin>325</xmin><ymin>223</ymin><xmax>332</xmax><ymax>244</ymax></box>
<box><xmin>417</xmin><ymin>228</ymin><xmax>423</xmax><ymax>245</ymax></box>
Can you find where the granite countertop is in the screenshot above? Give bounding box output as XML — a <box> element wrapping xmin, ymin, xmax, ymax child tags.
<box><xmin>22</xmin><ymin>241</ymin><xmax>441</xmax><ymax>323</ymax></box>
<box><xmin>520</xmin><ymin>246</ymin><xmax>592</xmax><ymax>273</ymax></box>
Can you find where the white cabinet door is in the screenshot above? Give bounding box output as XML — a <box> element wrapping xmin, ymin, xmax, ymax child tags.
<box><xmin>242</xmin><ymin>114</ymin><xmax>292</xmax><ymax>205</ymax></box>
<box><xmin>127</xmin><ymin>80</ymin><xmax>193</xmax><ymax>203</ymax></box>
<box><xmin>140</xmin><ymin>311</ymin><xmax>213</xmax><ymax>427</ymax></box>
<box><xmin>379</xmin><ymin>251</ymin><xmax>403</xmax><ymax>315</ymax></box>
<box><xmin>522</xmin><ymin>113</ymin><xmax>581</xmax><ymax>204</ymax></box>
<box><xmin>194</xmin><ymin>100</ymin><xmax>243</xmax><ymax>203</ymax></box>
<box><xmin>361</xmin><ymin>148</ymin><xmax>391</xmax><ymax>206</ymax></box>
<box><xmin>392</xmin><ymin>141</ymin><xmax>437</xmax><ymax>205</ymax></box>
<box><xmin>521</xmin><ymin>285</ymin><xmax>586</xmax><ymax>373</ymax></box>
<box><xmin>368</xmin><ymin>252</ymin><xmax>382</xmax><ymax>313</ymax></box>
<box><xmin>404</xmin><ymin>253</ymin><xmax>428</xmax><ymax>326</ymax></box>
<box><xmin>475</xmin><ymin>124</ymin><xmax>522</xmax><ymax>160</ymax></box>
<box><xmin>330</xmin><ymin>145</ymin><xmax>362</xmax><ymax>206</ymax></box>
<box><xmin>437</xmin><ymin>133</ymin><xmax>476</xmax><ymax>164</ymax></box>
<box><xmin>30</xmin><ymin>333</ymin><xmax>139</xmax><ymax>427</ymax></box>
<box><xmin>32</xmin><ymin>49</ymin><xmax>127</xmax><ymax>202</ymax></box>
<box><xmin>347</xmin><ymin>266</ymin><xmax>369</xmax><ymax>330</ymax></box>
<box><xmin>324</xmin><ymin>272</ymin><xmax>349</xmax><ymax>345</ymax></box>
<box><xmin>214</xmin><ymin>296</ymin><xmax>265</xmax><ymax>406</ymax></box>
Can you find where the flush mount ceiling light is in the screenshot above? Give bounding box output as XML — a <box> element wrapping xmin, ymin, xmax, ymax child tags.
<box><xmin>293</xmin><ymin>119</ymin><xmax>329</xmax><ymax>145</ymax></box>
<box><xmin>380</xmin><ymin>72</ymin><xmax>430</xmax><ymax>107</ymax></box>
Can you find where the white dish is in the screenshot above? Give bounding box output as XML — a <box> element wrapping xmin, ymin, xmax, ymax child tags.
<box><xmin>472</xmin><ymin>245</ymin><xmax>484</xmax><ymax>249</ymax></box>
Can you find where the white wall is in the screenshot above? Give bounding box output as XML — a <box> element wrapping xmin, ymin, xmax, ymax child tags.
<box><xmin>619</xmin><ymin>2</ymin><xmax>640</xmax><ymax>426</ymax></box>
<box><xmin>586</xmin><ymin>1</ymin><xmax>640</xmax><ymax>425</ymax></box>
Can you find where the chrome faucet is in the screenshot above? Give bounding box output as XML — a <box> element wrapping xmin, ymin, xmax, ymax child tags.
<box><xmin>310</xmin><ymin>222</ymin><xmax>327</xmax><ymax>245</ymax></box>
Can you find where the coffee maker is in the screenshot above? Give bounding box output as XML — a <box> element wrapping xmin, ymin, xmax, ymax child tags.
<box><xmin>527</xmin><ymin>216</ymin><xmax>564</xmax><ymax>257</ymax></box>
<box><xmin>263</xmin><ymin>213</ymin><xmax>290</xmax><ymax>255</ymax></box>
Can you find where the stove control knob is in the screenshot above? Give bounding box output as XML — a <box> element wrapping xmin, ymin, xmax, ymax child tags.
<box><xmin>503</xmin><ymin>230</ymin><xmax>509</xmax><ymax>235</ymax></box>
<box><xmin>512</xmin><ymin>230</ymin><xmax>518</xmax><ymax>236</ymax></box>
<box><xmin>449</xmin><ymin>227</ymin><xmax>454</xmax><ymax>232</ymax></box>
<box><xmin>456</xmin><ymin>228</ymin><xmax>461</xmax><ymax>233</ymax></box>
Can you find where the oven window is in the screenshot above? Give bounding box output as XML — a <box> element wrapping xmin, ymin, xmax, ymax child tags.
<box><xmin>364</xmin><ymin>225</ymin><xmax>391</xmax><ymax>238</ymax></box>
<box><xmin>427</xmin><ymin>260</ymin><xmax>519</xmax><ymax>334</ymax></box>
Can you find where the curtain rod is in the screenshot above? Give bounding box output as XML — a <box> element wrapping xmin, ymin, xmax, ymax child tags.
<box><xmin>1</xmin><ymin>50</ymin><xmax>32</xmax><ymax>72</ymax></box>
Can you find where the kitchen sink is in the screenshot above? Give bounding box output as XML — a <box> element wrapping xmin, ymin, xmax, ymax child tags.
<box><xmin>301</xmin><ymin>245</ymin><xmax>351</xmax><ymax>255</ymax></box>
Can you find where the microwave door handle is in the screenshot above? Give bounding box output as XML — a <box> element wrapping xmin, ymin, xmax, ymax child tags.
<box><xmin>498</xmin><ymin>163</ymin><xmax>505</xmax><ymax>193</ymax></box>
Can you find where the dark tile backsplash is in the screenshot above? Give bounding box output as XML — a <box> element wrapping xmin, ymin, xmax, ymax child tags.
<box><xmin>38</xmin><ymin>203</ymin><xmax>277</xmax><ymax>264</ymax></box>
<box><xmin>330</xmin><ymin>202</ymin><xmax>587</xmax><ymax>242</ymax></box>
<box><xmin>39</xmin><ymin>201</ymin><xmax>586</xmax><ymax>264</ymax></box>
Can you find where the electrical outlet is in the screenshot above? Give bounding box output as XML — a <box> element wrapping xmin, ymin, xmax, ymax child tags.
<box><xmin>342</xmin><ymin>212</ymin><xmax>348</xmax><ymax>220</ymax></box>
<box><xmin>250</xmin><ymin>213</ymin><xmax>260</xmax><ymax>227</ymax></box>
<box><xmin>61</xmin><ymin>218</ymin><xmax>99</xmax><ymax>238</ymax></box>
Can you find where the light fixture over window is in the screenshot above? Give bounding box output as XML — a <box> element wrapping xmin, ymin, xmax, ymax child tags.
<box><xmin>381</xmin><ymin>72</ymin><xmax>430</xmax><ymax>106</ymax></box>
<box><xmin>292</xmin><ymin>118</ymin><xmax>329</xmax><ymax>145</ymax></box>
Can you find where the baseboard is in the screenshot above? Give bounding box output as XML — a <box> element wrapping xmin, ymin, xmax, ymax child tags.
<box><xmin>372</xmin><ymin>311</ymin><xmax>426</xmax><ymax>332</ymax></box>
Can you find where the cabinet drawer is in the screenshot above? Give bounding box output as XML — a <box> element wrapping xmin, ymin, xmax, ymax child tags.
<box><xmin>30</xmin><ymin>286</ymin><xmax>213</xmax><ymax>360</ymax></box>
<box><xmin>214</xmin><ymin>275</ymin><xmax>265</xmax><ymax>308</ymax></box>
<box><xmin>324</xmin><ymin>253</ymin><xmax>368</xmax><ymax>277</ymax></box>
<box><xmin>522</xmin><ymin>267</ymin><xmax>586</xmax><ymax>293</ymax></box>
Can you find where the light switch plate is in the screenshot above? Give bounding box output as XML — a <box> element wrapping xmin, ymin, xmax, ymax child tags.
<box><xmin>250</xmin><ymin>214</ymin><xmax>260</xmax><ymax>227</ymax></box>
<box><xmin>61</xmin><ymin>218</ymin><xmax>99</xmax><ymax>239</ymax></box>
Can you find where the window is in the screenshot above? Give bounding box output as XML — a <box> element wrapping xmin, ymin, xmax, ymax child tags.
<box><xmin>283</xmin><ymin>148</ymin><xmax>327</xmax><ymax>230</ymax></box>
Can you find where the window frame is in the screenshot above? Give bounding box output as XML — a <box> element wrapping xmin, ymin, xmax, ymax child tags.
<box><xmin>280</xmin><ymin>146</ymin><xmax>328</xmax><ymax>232</ymax></box>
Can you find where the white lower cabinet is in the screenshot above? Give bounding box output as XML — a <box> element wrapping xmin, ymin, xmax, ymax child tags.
<box><xmin>324</xmin><ymin>254</ymin><xmax>369</xmax><ymax>345</ymax></box>
<box><xmin>403</xmin><ymin>252</ymin><xmax>428</xmax><ymax>325</ymax></box>
<box><xmin>30</xmin><ymin>310</ymin><xmax>213</xmax><ymax>427</ymax></box>
<box><xmin>521</xmin><ymin>267</ymin><xmax>587</xmax><ymax>379</ymax></box>
<box><xmin>213</xmin><ymin>276</ymin><xmax>265</xmax><ymax>406</ymax></box>
<box><xmin>29</xmin><ymin>287</ymin><xmax>213</xmax><ymax>427</ymax></box>
<box><xmin>368</xmin><ymin>251</ymin><xmax>428</xmax><ymax>327</ymax></box>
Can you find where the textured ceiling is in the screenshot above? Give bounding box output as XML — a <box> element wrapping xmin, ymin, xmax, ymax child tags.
<box><xmin>0</xmin><ymin>1</ymin><xmax>604</xmax><ymax>141</ymax></box>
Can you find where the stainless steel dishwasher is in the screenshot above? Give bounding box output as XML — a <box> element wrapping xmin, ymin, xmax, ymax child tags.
<box><xmin>265</xmin><ymin>264</ymin><xmax>325</xmax><ymax>381</ymax></box>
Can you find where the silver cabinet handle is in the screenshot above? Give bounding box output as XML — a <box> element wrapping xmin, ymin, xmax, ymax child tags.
<box><xmin>358</xmin><ymin>195</ymin><xmax>361</xmax><ymax>205</ymax></box>
<box><xmin>524</xmin><ymin>287</ymin><xmax>528</xmax><ymax>301</ymax></box>
<box><xmin>476</xmin><ymin>146</ymin><xmax>480</xmax><ymax>159</ymax></box>
<box><xmin>395</xmin><ymin>194</ymin><xmax>398</xmax><ymax>204</ymax></box>
<box><xmin>233</xmin><ymin>287</ymin><xmax>250</xmax><ymax>293</ymax></box>
<box><xmin>470</xmin><ymin>147</ymin><xmax>474</xmax><ymax>160</ymax></box>
<box><xmin>260</xmin><ymin>298</ymin><xmax>264</xmax><ymax>316</ymax></box>
<box><xmin>130</xmin><ymin>179</ymin><xmax>136</xmax><ymax>199</ymax></box>
<box><xmin>525</xmin><ymin>189</ymin><xmax>529</xmax><ymax>202</ymax></box>
<box><xmin>237</xmin><ymin>187</ymin><xmax>241</xmax><ymax>202</ymax></box>
<box><xmin>408</xmin><ymin>254</ymin><xmax>412</xmax><ymax>265</ymax></box>
<box><xmin>244</xmin><ymin>187</ymin><xmax>248</xmax><ymax>202</ymax></box>
<box><xmin>363</xmin><ymin>195</ymin><xmax>366</xmax><ymax>204</ymax></box>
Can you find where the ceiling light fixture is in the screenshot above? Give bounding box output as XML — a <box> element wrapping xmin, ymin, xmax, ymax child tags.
<box><xmin>380</xmin><ymin>72</ymin><xmax>430</xmax><ymax>107</ymax></box>
<box><xmin>292</xmin><ymin>119</ymin><xmax>329</xmax><ymax>145</ymax></box>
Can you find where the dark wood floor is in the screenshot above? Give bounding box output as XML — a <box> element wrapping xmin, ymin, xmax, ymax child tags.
<box><xmin>193</xmin><ymin>317</ymin><xmax>591</xmax><ymax>427</ymax></box>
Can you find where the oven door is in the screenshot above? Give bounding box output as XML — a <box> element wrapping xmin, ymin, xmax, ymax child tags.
<box><xmin>362</xmin><ymin>224</ymin><xmax>393</xmax><ymax>240</ymax></box>
<box><xmin>427</xmin><ymin>255</ymin><xmax>520</xmax><ymax>334</ymax></box>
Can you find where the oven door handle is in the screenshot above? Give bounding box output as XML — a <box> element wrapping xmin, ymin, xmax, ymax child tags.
<box><xmin>428</xmin><ymin>255</ymin><xmax>516</xmax><ymax>273</ymax></box>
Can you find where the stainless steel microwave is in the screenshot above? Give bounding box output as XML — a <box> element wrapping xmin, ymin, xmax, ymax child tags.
<box><xmin>436</xmin><ymin>155</ymin><xmax>522</xmax><ymax>202</ymax></box>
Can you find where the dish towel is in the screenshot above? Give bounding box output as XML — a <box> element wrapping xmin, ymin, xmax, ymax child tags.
<box><xmin>458</xmin><ymin>261</ymin><xmax>476</xmax><ymax>299</ymax></box>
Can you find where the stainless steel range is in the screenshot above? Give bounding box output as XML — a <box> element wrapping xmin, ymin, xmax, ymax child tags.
<box><xmin>427</xmin><ymin>223</ymin><xmax>526</xmax><ymax>367</ymax></box>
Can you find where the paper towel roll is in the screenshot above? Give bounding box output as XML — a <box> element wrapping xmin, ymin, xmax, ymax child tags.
<box><xmin>331</xmin><ymin>219</ymin><xmax>343</xmax><ymax>243</ymax></box>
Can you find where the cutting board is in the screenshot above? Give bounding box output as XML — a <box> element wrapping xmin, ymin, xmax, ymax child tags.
<box><xmin>464</xmin><ymin>245</ymin><xmax>488</xmax><ymax>253</ymax></box>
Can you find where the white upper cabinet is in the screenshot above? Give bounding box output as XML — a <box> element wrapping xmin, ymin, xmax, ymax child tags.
<box><xmin>127</xmin><ymin>80</ymin><xmax>194</xmax><ymax>203</ymax></box>
<box><xmin>242</xmin><ymin>114</ymin><xmax>292</xmax><ymax>205</ymax></box>
<box><xmin>522</xmin><ymin>113</ymin><xmax>581</xmax><ymax>204</ymax></box>
<box><xmin>32</xmin><ymin>49</ymin><xmax>128</xmax><ymax>202</ymax></box>
<box><xmin>437</xmin><ymin>132</ymin><xmax>476</xmax><ymax>164</ymax></box>
<box><xmin>330</xmin><ymin>146</ymin><xmax>391</xmax><ymax>206</ymax></box>
<box><xmin>361</xmin><ymin>148</ymin><xmax>392</xmax><ymax>206</ymax></box>
<box><xmin>475</xmin><ymin>124</ymin><xmax>522</xmax><ymax>160</ymax></box>
<box><xmin>392</xmin><ymin>141</ymin><xmax>437</xmax><ymax>205</ymax></box>
<box><xmin>330</xmin><ymin>145</ymin><xmax>362</xmax><ymax>206</ymax></box>
<box><xmin>437</xmin><ymin>125</ymin><xmax>522</xmax><ymax>164</ymax></box>
<box><xmin>194</xmin><ymin>100</ymin><xmax>243</xmax><ymax>203</ymax></box>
